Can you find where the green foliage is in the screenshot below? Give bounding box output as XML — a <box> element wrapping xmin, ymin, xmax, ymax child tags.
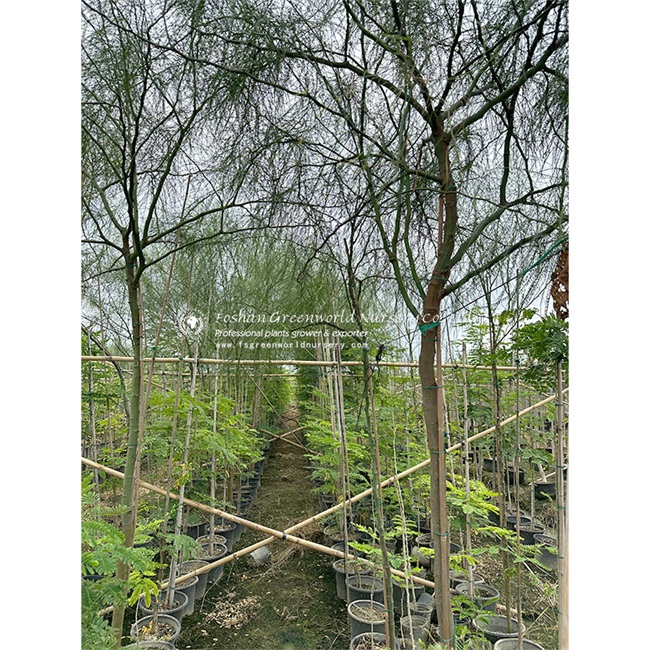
<box><xmin>81</xmin><ymin>476</ymin><xmax>159</xmax><ymax>650</ymax></box>
<box><xmin>512</xmin><ymin>315</ymin><xmax>568</xmax><ymax>390</ymax></box>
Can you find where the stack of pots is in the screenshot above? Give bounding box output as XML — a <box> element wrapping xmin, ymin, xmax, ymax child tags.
<box><xmin>333</xmin><ymin>558</ymin><xmax>370</xmax><ymax>600</ymax></box>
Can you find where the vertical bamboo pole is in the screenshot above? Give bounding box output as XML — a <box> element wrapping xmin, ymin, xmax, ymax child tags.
<box><xmin>556</xmin><ymin>363</ymin><xmax>568</xmax><ymax>649</ymax></box>
<box><xmin>167</xmin><ymin>341</ymin><xmax>199</xmax><ymax>606</ymax></box>
<box><xmin>435</xmin><ymin>329</ymin><xmax>452</xmax><ymax>642</ymax></box>
<box><xmin>461</xmin><ymin>344</ymin><xmax>474</xmax><ymax>591</ymax></box>
<box><xmin>514</xmin><ymin>276</ymin><xmax>523</xmax><ymax>649</ymax></box>
<box><xmin>334</xmin><ymin>336</ymin><xmax>353</xmax><ymax>605</ymax></box>
<box><xmin>210</xmin><ymin>353</ymin><xmax>219</xmax><ymax>553</ymax></box>
<box><xmin>87</xmin><ymin>336</ymin><xmax>100</xmax><ymax>493</ymax></box>
<box><xmin>367</xmin><ymin>368</ymin><xmax>396</xmax><ymax>650</ymax></box>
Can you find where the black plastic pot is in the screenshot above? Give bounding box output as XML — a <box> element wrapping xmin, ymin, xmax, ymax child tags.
<box><xmin>331</xmin><ymin>541</ymin><xmax>360</xmax><ymax>557</ymax></box>
<box><xmin>392</xmin><ymin>576</ymin><xmax>425</xmax><ymax>616</ymax></box>
<box><xmin>534</xmin><ymin>534</ymin><xmax>558</xmax><ymax>571</ymax></box>
<box><xmin>456</xmin><ymin>582</ymin><xmax>500</xmax><ymax>611</ymax></box>
<box><xmin>349</xmin><ymin>632</ymin><xmax>387</xmax><ymax>650</ymax></box>
<box><xmin>506</xmin><ymin>515</ymin><xmax>531</xmax><ymax>531</ymax></box>
<box><xmin>518</xmin><ymin>524</ymin><xmax>546</xmax><ymax>545</ymax></box>
<box><xmin>346</xmin><ymin>575</ymin><xmax>384</xmax><ymax>603</ymax></box>
<box><xmin>185</xmin><ymin>521</ymin><xmax>207</xmax><ymax>540</ymax></box>
<box><xmin>131</xmin><ymin>614</ymin><xmax>181</xmax><ymax>645</ymax></box>
<box><xmin>474</xmin><ymin>614</ymin><xmax>526</xmax><ymax>645</ymax></box>
<box><xmin>494</xmin><ymin>639</ymin><xmax>546</xmax><ymax>650</ymax></box>
<box><xmin>449</xmin><ymin>569</ymin><xmax>484</xmax><ymax>589</ymax></box>
<box><xmin>348</xmin><ymin>599</ymin><xmax>386</xmax><ymax>638</ymax></box>
<box><xmin>181</xmin><ymin>560</ymin><xmax>209</xmax><ymax>600</ymax></box>
<box><xmin>483</xmin><ymin>458</ymin><xmax>497</xmax><ymax>472</ymax></box>
<box><xmin>399</xmin><ymin>614</ymin><xmax>429</xmax><ymax>644</ymax></box>
<box><xmin>195</xmin><ymin>542</ymin><xmax>228</xmax><ymax>582</ymax></box>
<box><xmin>534</xmin><ymin>482</ymin><xmax>556</xmax><ymax>500</ymax></box>
<box><xmin>505</xmin><ymin>466</ymin><xmax>525</xmax><ymax>485</ymax></box>
<box><xmin>211</xmin><ymin>519</ymin><xmax>238</xmax><ymax>550</ymax></box>
<box><xmin>333</xmin><ymin>559</ymin><xmax>371</xmax><ymax>600</ymax></box>
<box><xmin>196</xmin><ymin>533</ymin><xmax>228</xmax><ymax>548</ymax></box>
<box><xmin>138</xmin><ymin>591</ymin><xmax>188</xmax><ymax>623</ymax></box>
<box><xmin>407</xmin><ymin>600</ymin><xmax>433</xmax><ymax>622</ymax></box>
<box><xmin>171</xmin><ymin>575</ymin><xmax>199</xmax><ymax>616</ymax></box>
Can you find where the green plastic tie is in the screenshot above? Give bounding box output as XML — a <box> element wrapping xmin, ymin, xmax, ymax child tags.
<box><xmin>419</xmin><ymin>321</ymin><xmax>440</xmax><ymax>333</ymax></box>
<box><xmin>431</xmin><ymin>529</ymin><xmax>449</xmax><ymax>537</ymax></box>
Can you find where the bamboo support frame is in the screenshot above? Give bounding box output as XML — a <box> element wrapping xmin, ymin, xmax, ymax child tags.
<box><xmin>259</xmin><ymin>428</ymin><xmax>307</xmax><ymax>451</ymax></box>
<box><xmin>81</xmin><ymin>355</ymin><xmax>518</xmax><ymax>371</ymax></box>
<box><xmin>83</xmin><ymin>387</ymin><xmax>567</xmax><ymax>607</ymax></box>
<box><xmin>81</xmin><ymin>457</ymin><xmax>437</xmax><ymax>592</ymax></box>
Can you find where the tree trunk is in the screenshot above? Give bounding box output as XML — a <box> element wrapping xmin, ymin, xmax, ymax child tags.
<box><xmin>418</xmin><ymin>293</ymin><xmax>453</xmax><ymax>647</ymax></box>
<box><xmin>111</xmin><ymin>267</ymin><xmax>143</xmax><ymax>648</ymax></box>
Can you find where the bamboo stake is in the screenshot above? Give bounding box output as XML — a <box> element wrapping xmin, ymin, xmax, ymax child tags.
<box><xmin>461</xmin><ymin>344</ymin><xmax>474</xmax><ymax>590</ymax></box>
<box><xmin>166</xmin><ymin>343</ymin><xmax>199</xmax><ymax>606</ymax></box>
<box><xmin>556</xmin><ymin>363</ymin><xmax>568</xmax><ymax>650</ymax></box>
<box><xmin>514</xmin><ymin>279</ymin><xmax>523</xmax><ymax>650</ymax></box>
<box><xmin>86</xmin><ymin>336</ymin><xmax>100</xmax><ymax>493</ymax></box>
<box><xmin>81</xmin><ymin>356</ymin><xmax>518</xmax><ymax>371</ymax></box>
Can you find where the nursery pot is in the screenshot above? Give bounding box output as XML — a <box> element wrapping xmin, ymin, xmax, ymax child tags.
<box><xmin>346</xmin><ymin>575</ymin><xmax>384</xmax><ymax>603</ymax></box>
<box><xmin>348</xmin><ymin>599</ymin><xmax>387</xmax><ymax>638</ymax></box>
<box><xmin>196</xmin><ymin>542</ymin><xmax>228</xmax><ymax>582</ymax></box>
<box><xmin>212</xmin><ymin>518</ymin><xmax>238</xmax><ymax>550</ymax></box>
<box><xmin>196</xmin><ymin>533</ymin><xmax>228</xmax><ymax>548</ymax></box>
<box><xmin>170</xmin><ymin>575</ymin><xmax>198</xmax><ymax>616</ymax></box>
<box><xmin>349</xmin><ymin>632</ymin><xmax>387</xmax><ymax>650</ymax></box>
<box><xmin>392</xmin><ymin>576</ymin><xmax>425</xmax><ymax>616</ymax></box>
<box><xmin>505</xmin><ymin>466</ymin><xmax>525</xmax><ymax>485</ymax></box>
<box><xmin>333</xmin><ymin>559</ymin><xmax>371</xmax><ymax>600</ymax></box>
<box><xmin>181</xmin><ymin>560</ymin><xmax>209</xmax><ymax>600</ymax></box>
<box><xmin>138</xmin><ymin>590</ymin><xmax>188</xmax><ymax>623</ymax></box>
<box><xmin>534</xmin><ymin>534</ymin><xmax>558</xmax><ymax>571</ymax></box>
<box><xmin>185</xmin><ymin>521</ymin><xmax>207</xmax><ymax>540</ymax></box>
<box><xmin>130</xmin><ymin>614</ymin><xmax>182</xmax><ymax>645</ymax></box>
<box><xmin>399</xmin><ymin>614</ymin><xmax>429</xmax><ymax>644</ymax></box>
<box><xmin>483</xmin><ymin>458</ymin><xmax>497</xmax><ymax>472</ymax></box>
<box><xmin>247</xmin><ymin>546</ymin><xmax>272</xmax><ymax>568</ymax></box>
<box><xmin>534</xmin><ymin>482</ymin><xmax>556</xmax><ymax>500</ymax></box>
<box><xmin>474</xmin><ymin>614</ymin><xmax>526</xmax><ymax>645</ymax></box>
<box><xmin>449</xmin><ymin>569</ymin><xmax>484</xmax><ymax>589</ymax></box>
<box><xmin>494</xmin><ymin>640</ymin><xmax>546</xmax><ymax>650</ymax></box>
<box><xmin>506</xmin><ymin>515</ymin><xmax>532</xmax><ymax>531</ymax></box>
<box><xmin>456</xmin><ymin>582</ymin><xmax>500</xmax><ymax>611</ymax></box>
<box><xmin>331</xmin><ymin>541</ymin><xmax>360</xmax><ymax>557</ymax></box>
<box><xmin>407</xmin><ymin>600</ymin><xmax>433</xmax><ymax>622</ymax></box>
<box><xmin>518</xmin><ymin>524</ymin><xmax>546</xmax><ymax>545</ymax></box>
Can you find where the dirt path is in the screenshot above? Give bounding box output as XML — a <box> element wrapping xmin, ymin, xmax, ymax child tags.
<box><xmin>176</xmin><ymin>406</ymin><xmax>348</xmax><ymax>650</ymax></box>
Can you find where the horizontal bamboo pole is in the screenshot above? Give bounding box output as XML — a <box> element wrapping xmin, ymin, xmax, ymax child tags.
<box><xmin>81</xmin><ymin>355</ymin><xmax>518</xmax><ymax>371</ymax></box>
<box><xmin>82</xmin><ymin>457</ymin><xmax>436</xmax><ymax>592</ymax></box>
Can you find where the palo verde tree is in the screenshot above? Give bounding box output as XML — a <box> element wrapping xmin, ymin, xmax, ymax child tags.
<box><xmin>185</xmin><ymin>0</ymin><xmax>570</xmax><ymax>642</ymax></box>
<box><xmin>81</xmin><ymin>0</ymin><xmax>294</xmax><ymax>642</ymax></box>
